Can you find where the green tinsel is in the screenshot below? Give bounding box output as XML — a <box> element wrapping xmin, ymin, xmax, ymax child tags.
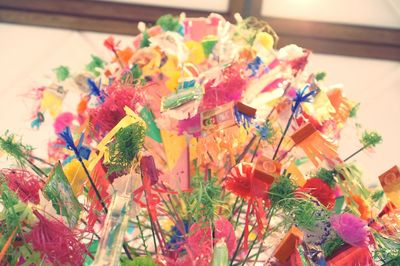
<box><xmin>360</xmin><ymin>130</ymin><xmax>382</xmax><ymax>148</ymax></box>
<box><xmin>53</xmin><ymin>65</ymin><xmax>70</xmax><ymax>81</ymax></box>
<box><xmin>315</xmin><ymin>72</ymin><xmax>326</xmax><ymax>81</ymax></box>
<box><xmin>321</xmin><ymin>232</ymin><xmax>345</xmax><ymax>258</ymax></box>
<box><xmin>0</xmin><ymin>131</ymin><xmax>32</xmax><ymax>167</ymax></box>
<box><xmin>86</xmin><ymin>55</ymin><xmax>106</xmax><ymax>77</ymax></box>
<box><xmin>268</xmin><ymin>172</ymin><xmax>296</xmax><ymax>209</ymax></box>
<box><xmin>107</xmin><ymin>123</ymin><xmax>145</xmax><ymax>175</ymax></box>
<box><xmin>292</xmin><ymin>200</ymin><xmax>325</xmax><ymax>230</ymax></box>
<box><xmin>140</xmin><ymin>31</ymin><xmax>151</xmax><ymax>48</ymax></box>
<box><xmin>316</xmin><ymin>168</ymin><xmax>336</xmax><ymax>188</ymax></box>
<box><xmin>189</xmin><ymin>174</ymin><xmax>223</xmax><ymax>223</ymax></box>
<box><xmin>121</xmin><ymin>256</ymin><xmax>156</xmax><ymax>266</ymax></box>
<box><xmin>156</xmin><ymin>14</ymin><xmax>180</xmax><ymax>32</ymax></box>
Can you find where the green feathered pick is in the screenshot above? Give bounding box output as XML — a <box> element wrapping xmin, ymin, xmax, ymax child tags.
<box><xmin>360</xmin><ymin>130</ymin><xmax>382</xmax><ymax>148</ymax></box>
<box><xmin>53</xmin><ymin>65</ymin><xmax>70</xmax><ymax>81</ymax></box>
<box><xmin>0</xmin><ymin>131</ymin><xmax>32</xmax><ymax>167</ymax></box>
<box><xmin>86</xmin><ymin>55</ymin><xmax>106</xmax><ymax>76</ymax></box>
<box><xmin>107</xmin><ymin>123</ymin><xmax>145</xmax><ymax>175</ymax></box>
<box><xmin>344</xmin><ymin>130</ymin><xmax>382</xmax><ymax>162</ymax></box>
<box><xmin>315</xmin><ymin>71</ymin><xmax>326</xmax><ymax>81</ymax></box>
<box><xmin>156</xmin><ymin>14</ymin><xmax>181</xmax><ymax>32</ymax></box>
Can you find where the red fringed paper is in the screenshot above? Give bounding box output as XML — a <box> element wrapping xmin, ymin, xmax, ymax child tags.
<box><xmin>1</xmin><ymin>169</ymin><xmax>42</xmax><ymax>204</ymax></box>
<box><xmin>25</xmin><ymin>210</ymin><xmax>88</xmax><ymax>266</ymax></box>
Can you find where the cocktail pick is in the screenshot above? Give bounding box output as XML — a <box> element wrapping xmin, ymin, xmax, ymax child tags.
<box><xmin>273</xmin><ymin>84</ymin><xmax>316</xmax><ymax>160</ymax></box>
<box><xmin>343</xmin><ymin>130</ymin><xmax>382</xmax><ymax>162</ymax></box>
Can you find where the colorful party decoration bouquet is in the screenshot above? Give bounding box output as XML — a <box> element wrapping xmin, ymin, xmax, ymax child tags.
<box><xmin>0</xmin><ymin>13</ymin><xmax>399</xmax><ymax>266</ymax></box>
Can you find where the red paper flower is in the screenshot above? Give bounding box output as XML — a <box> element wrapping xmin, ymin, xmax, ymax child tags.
<box><xmin>104</xmin><ymin>36</ymin><xmax>119</xmax><ymax>52</ymax></box>
<box><xmin>300</xmin><ymin>178</ymin><xmax>335</xmax><ymax>209</ymax></box>
<box><xmin>224</xmin><ymin>162</ymin><xmax>253</xmax><ymax>199</ymax></box>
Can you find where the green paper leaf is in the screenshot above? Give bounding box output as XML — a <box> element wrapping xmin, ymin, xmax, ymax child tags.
<box><xmin>334</xmin><ymin>196</ymin><xmax>345</xmax><ymax>214</ymax></box>
<box><xmin>44</xmin><ymin>162</ymin><xmax>82</xmax><ymax>226</ymax></box>
<box><xmin>140</xmin><ymin>107</ymin><xmax>162</xmax><ymax>143</ymax></box>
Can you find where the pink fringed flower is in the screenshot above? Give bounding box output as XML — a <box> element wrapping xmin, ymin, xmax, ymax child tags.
<box><xmin>25</xmin><ymin>210</ymin><xmax>88</xmax><ymax>266</ymax></box>
<box><xmin>1</xmin><ymin>169</ymin><xmax>42</xmax><ymax>204</ymax></box>
<box><xmin>330</xmin><ymin>213</ymin><xmax>369</xmax><ymax>247</ymax></box>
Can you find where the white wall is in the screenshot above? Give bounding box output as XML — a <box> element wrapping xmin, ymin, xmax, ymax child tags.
<box><xmin>0</xmin><ymin>23</ymin><xmax>399</xmax><ymax>186</ymax></box>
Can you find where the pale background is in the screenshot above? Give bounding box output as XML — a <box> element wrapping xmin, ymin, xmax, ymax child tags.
<box><xmin>0</xmin><ymin>0</ymin><xmax>399</xmax><ymax>187</ymax></box>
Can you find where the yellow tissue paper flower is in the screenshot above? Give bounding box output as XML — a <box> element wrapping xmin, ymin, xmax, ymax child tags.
<box><xmin>254</xmin><ymin>32</ymin><xmax>274</xmax><ymax>50</ymax></box>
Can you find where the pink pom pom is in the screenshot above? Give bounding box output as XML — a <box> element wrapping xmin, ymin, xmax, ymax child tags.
<box><xmin>330</xmin><ymin>213</ymin><xmax>369</xmax><ymax>247</ymax></box>
<box><xmin>89</xmin><ymin>82</ymin><xmax>143</xmax><ymax>139</ymax></box>
<box><xmin>25</xmin><ymin>210</ymin><xmax>88</xmax><ymax>266</ymax></box>
<box><xmin>214</xmin><ymin>217</ymin><xmax>237</xmax><ymax>257</ymax></box>
<box><xmin>54</xmin><ymin>112</ymin><xmax>74</xmax><ymax>134</ymax></box>
<box><xmin>1</xmin><ymin>169</ymin><xmax>42</xmax><ymax>204</ymax></box>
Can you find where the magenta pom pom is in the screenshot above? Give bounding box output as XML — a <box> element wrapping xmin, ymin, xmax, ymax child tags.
<box><xmin>89</xmin><ymin>82</ymin><xmax>143</xmax><ymax>138</ymax></box>
<box><xmin>54</xmin><ymin>112</ymin><xmax>74</xmax><ymax>134</ymax></box>
<box><xmin>330</xmin><ymin>213</ymin><xmax>369</xmax><ymax>247</ymax></box>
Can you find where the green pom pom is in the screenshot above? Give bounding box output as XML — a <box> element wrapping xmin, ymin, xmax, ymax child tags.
<box><xmin>0</xmin><ymin>131</ymin><xmax>32</xmax><ymax>167</ymax></box>
<box><xmin>268</xmin><ymin>172</ymin><xmax>296</xmax><ymax>208</ymax></box>
<box><xmin>316</xmin><ymin>168</ymin><xmax>336</xmax><ymax>188</ymax></box>
<box><xmin>360</xmin><ymin>130</ymin><xmax>382</xmax><ymax>148</ymax></box>
<box><xmin>140</xmin><ymin>31</ymin><xmax>151</xmax><ymax>48</ymax></box>
<box><xmin>53</xmin><ymin>65</ymin><xmax>70</xmax><ymax>81</ymax></box>
<box><xmin>156</xmin><ymin>14</ymin><xmax>180</xmax><ymax>32</ymax></box>
<box><xmin>86</xmin><ymin>55</ymin><xmax>105</xmax><ymax>77</ymax></box>
<box><xmin>107</xmin><ymin>123</ymin><xmax>145</xmax><ymax>174</ymax></box>
<box><xmin>315</xmin><ymin>72</ymin><xmax>326</xmax><ymax>81</ymax></box>
<box><xmin>121</xmin><ymin>256</ymin><xmax>156</xmax><ymax>266</ymax></box>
